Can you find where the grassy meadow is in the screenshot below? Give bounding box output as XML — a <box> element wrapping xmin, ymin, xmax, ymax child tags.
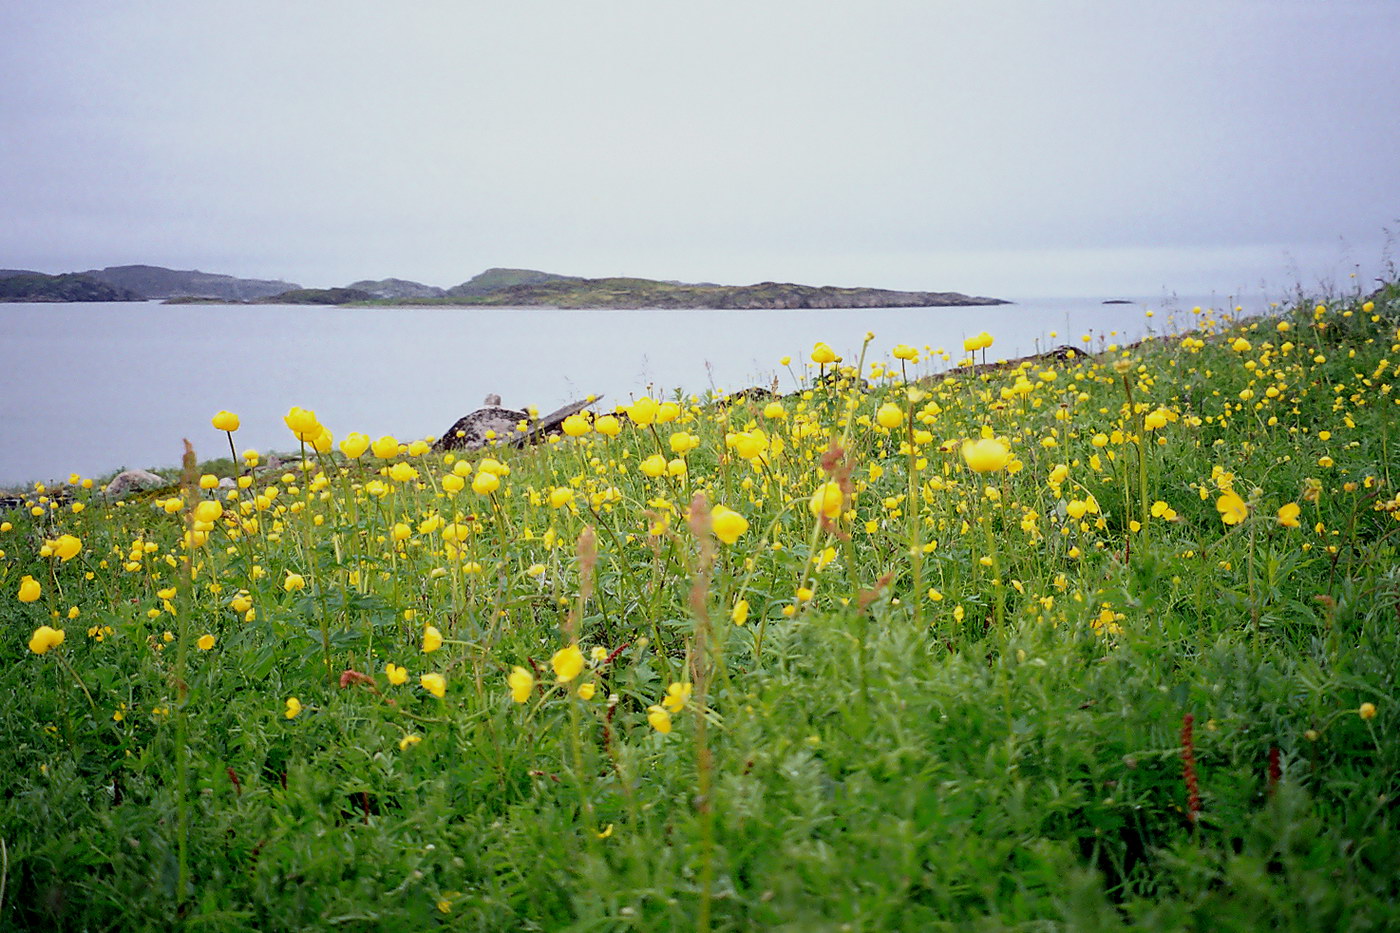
<box><xmin>2</xmin><ymin>286</ymin><xmax>1398</xmax><ymax>930</ymax></box>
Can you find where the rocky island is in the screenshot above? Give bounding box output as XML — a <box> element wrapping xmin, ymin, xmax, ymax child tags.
<box><xmin>357</xmin><ymin>269</ymin><xmax>1009</xmax><ymax>309</ymax></box>
<box><xmin>2</xmin><ymin>263</ymin><xmax>1008</xmax><ymax>308</ymax></box>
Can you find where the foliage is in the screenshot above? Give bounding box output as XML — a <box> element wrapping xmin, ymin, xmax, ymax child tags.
<box><xmin>1</xmin><ymin>286</ymin><xmax>1397</xmax><ymax>929</ymax></box>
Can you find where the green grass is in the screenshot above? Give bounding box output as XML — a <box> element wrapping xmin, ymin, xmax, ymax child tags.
<box><xmin>0</xmin><ymin>284</ymin><xmax>1397</xmax><ymax>930</ymax></box>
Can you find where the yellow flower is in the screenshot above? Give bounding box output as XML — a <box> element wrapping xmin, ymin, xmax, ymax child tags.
<box><xmin>809</xmin><ymin>481</ymin><xmax>844</xmax><ymax>520</ymax></box>
<box><xmin>810</xmin><ymin>341</ymin><xmax>837</xmax><ymax>365</ymax></box>
<box><xmin>1359</xmin><ymin>702</ymin><xmax>1377</xmax><ymax>720</ymax></box>
<box><xmin>1277</xmin><ymin>502</ymin><xmax>1301</xmax><ymax>528</ymax></box>
<box><xmin>562</xmin><ymin>413</ymin><xmax>592</xmax><ymax>437</ymax></box>
<box><xmin>385</xmin><ymin>663</ymin><xmax>409</xmax><ymax>685</ymax></box>
<box><xmin>731</xmin><ymin>598</ymin><xmax>750</xmax><ymax>626</ymax></box>
<box><xmin>284</xmin><ymin>697</ymin><xmax>303</xmax><ymax>719</ymax></box>
<box><xmin>398</xmin><ymin>734</ymin><xmax>422</xmax><ymax>751</ymax></box>
<box><xmin>371</xmin><ymin>435</ymin><xmax>401</xmax><ymax>459</ymax></box>
<box><xmin>422</xmin><ymin>625</ymin><xmax>443</xmax><ymax>653</ymax></box>
<box><xmin>340</xmin><ymin>432</ymin><xmax>370</xmax><ymax>459</ymax></box>
<box><xmin>211</xmin><ymin>410</ymin><xmax>240</xmax><ymax>432</ymax></box>
<box><xmin>875</xmin><ymin>403</ymin><xmax>904</xmax><ymax>429</ymax></box>
<box><xmin>28</xmin><ymin>625</ymin><xmax>65</xmax><ymax>654</ymax></box>
<box><xmin>552</xmin><ymin>644</ymin><xmax>585</xmax><ymax>683</ymax></box>
<box><xmin>595</xmin><ymin>414</ymin><xmax>621</xmax><ymax>437</ymax></box>
<box><xmin>283</xmin><ymin>572</ymin><xmax>306</xmax><ymax>592</ymax></box>
<box><xmin>507</xmin><ymin>666</ymin><xmax>534</xmax><ymax>703</ymax></box>
<box><xmin>310</xmin><ymin>426</ymin><xmax>334</xmax><ymax>453</ymax></box>
<box><xmin>549</xmin><ymin>487</ymin><xmax>575</xmax><ymax>508</ymax></box>
<box><xmin>193</xmin><ymin>500</ymin><xmax>223</xmax><ymax>524</ymax></box>
<box><xmin>1216</xmin><ymin>489</ymin><xmax>1248</xmax><ymax>525</ymax></box>
<box><xmin>656</xmin><ymin>401</ymin><xmax>680</xmax><ymax>424</ymax></box>
<box><xmin>577</xmin><ymin>682</ymin><xmax>596</xmax><ymax>701</ymax></box>
<box><xmin>1231</xmin><ymin>337</ymin><xmax>1251</xmax><ymax>352</ymax></box>
<box><xmin>51</xmin><ymin>534</ymin><xmax>82</xmax><ymax>561</ymax></box>
<box><xmin>961</xmin><ymin>437</ymin><xmax>1010</xmax><ymax>473</ymax></box>
<box><xmin>662</xmin><ymin>681</ymin><xmax>692</xmax><ymax>713</ymax></box>
<box><xmin>471</xmin><ymin>471</ymin><xmax>500</xmax><ymax>495</ymax></box>
<box><xmin>710</xmin><ymin>505</ymin><xmax>749</xmax><ymax>545</ymax></box>
<box><xmin>420</xmin><ymin>672</ymin><xmax>446</xmax><ymax>698</ymax></box>
<box><xmin>627</xmin><ymin>397</ymin><xmax>658</xmax><ymax>426</ymax></box>
<box><xmin>963</xmin><ymin>331</ymin><xmax>993</xmax><ymax>352</ymax></box>
<box><xmin>892</xmin><ymin>343</ymin><xmax>918</xmax><ymax>361</ymax></box>
<box><xmin>389</xmin><ymin>462</ymin><xmax>419</xmax><ymax>483</ymax></box>
<box><xmin>728</xmin><ymin>431</ymin><xmax>767</xmax><ymax>460</ymax></box>
<box><xmin>646</xmin><ymin>705</ymin><xmax>673</xmax><ymax>734</ymax></box>
<box><xmin>283</xmin><ymin>406</ymin><xmax>322</xmax><ymax>442</ymax></box>
<box><xmin>17</xmin><ymin>575</ymin><xmax>41</xmax><ymax>602</ymax></box>
<box><xmin>639</xmin><ymin>454</ymin><xmax>667</xmax><ymax>478</ymax></box>
<box><xmin>668</xmin><ymin>431</ymin><xmax>699</xmax><ymax>455</ymax></box>
<box><xmin>196</xmin><ymin>633</ymin><xmax>215</xmax><ymax>651</ymax></box>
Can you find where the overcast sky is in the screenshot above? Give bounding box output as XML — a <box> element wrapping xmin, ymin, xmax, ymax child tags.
<box><xmin>2</xmin><ymin>0</ymin><xmax>1396</xmax><ymax>297</ymax></box>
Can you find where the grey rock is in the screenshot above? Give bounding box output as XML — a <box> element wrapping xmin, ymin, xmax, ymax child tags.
<box><xmin>103</xmin><ymin>469</ymin><xmax>169</xmax><ymax>499</ymax></box>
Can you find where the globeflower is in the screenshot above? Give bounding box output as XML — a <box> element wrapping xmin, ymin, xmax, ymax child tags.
<box><xmin>594</xmin><ymin>415</ymin><xmax>621</xmax><ymax>438</ymax></box>
<box><xmin>28</xmin><ymin>625</ymin><xmax>64</xmax><ymax>654</ymax></box>
<box><xmin>51</xmin><ymin>533</ymin><xmax>82</xmax><ymax>561</ymax></box>
<box><xmin>669</xmin><ymin>431</ymin><xmax>699</xmax><ymax>455</ymax></box>
<box><xmin>627</xmin><ymin>397</ymin><xmax>658</xmax><ymax>426</ymax></box>
<box><xmin>710</xmin><ymin>505</ymin><xmax>749</xmax><ymax>545</ymax></box>
<box><xmin>471</xmin><ymin>471</ymin><xmax>500</xmax><ymax>495</ymax></box>
<box><xmin>197</xmin><ymin>634</ymin><xmax>216</xmax><ymax>651</ymax></box>
<box><xmin>283</xmin><ymin>572</ymin><xmax>306</xmax><ymax>592</ymax></box>
<box><xmin>283</xmin><ymin>407</ymin><xmax>321</xmax><ymax>442</ymax></box>
<box><xmin>371</xmin><ymin>435</ymin><xmax>401</xmax><ymax>459</ymax></box>
<box><xmin>876</xmin><ymin>403</ymin><xmax>904</xmax><ymax>429</ymax></box>
<box><xmin>646</xmin><ymin>705</ymin><xmax>673</xmax><ymax>734</ymax></box>
<box><xmin>1277</xmin><ymin>502</ymin><xmax>1301</xmax><ymax>528</ymax></box>
<box><xmin>639</xmin><ymin>454</ymin><xmax>667</xmax><ymax>478</ymax></box>
<box><xmin>385</xmin><ymin>663</ymin><xmax>409</xmax><ymax>685</ymax></box>
<box><xmin>961</xmin><ymin>437</ymin><xmax>1010</xmax><ymax>473</ymax></box>
<box><xmin>811</xmin><ymin>342</ymin><xmax>837</xmax><ymax>365</ymax></box>
<box><xmin>284</xmin><ymin>697</ymin><xmax>303</xmax><ymax>719</ymax></box>
<box><xmin>809</xmin><ymin>482</ymin><xmax>844</xmax><ymax>520</ymax></box>
<box><xmin>562</xmin><ymin>413</ymin><xmax>592</xmax><ymax>437</ymax></box>
<box><xmin>211</xmin><ymin>410</ymin><xmax>240</xmax><ymax>432</ymax></box>
<box><xmin>508</xmin><ymin>666</ymin><xmax>534</xmax><ymax>703</ymax></box>
<box><xmin>892</xmin><ymin>344</ymin><xmax>918</xmax><ymax>361</ymax></box>
<box><xmin>549</xmin><ymin>487</ymin><xmax>575</xmax><ymax>508</ymax></box>
<box><xmin>661</xmin><ymin>681</ymin><xmax>692</xmax><ymax>713</ymax></box>
<box><xmin>340</xmin><ymin>432</ymin><xmax>370</xmax><ymax>458</ymax></box>
<box><xmin>552</xmin><ymin>644</ymin><xmax>585</xmax><ymax>683</ymax></box>
<box><xmin>731</xmin><ymin>599</ymin><xmax>750</xmax><ymax>625</ymax></box>
<box><xmin>1216</xmin><ymin>489</ymin><xmax>1248</xmax><ymax>525</ymax></box>
<box><xmin>389</xmin><ymin>462</ymin><xmax>419</xmax><ymax>483</ymax></box>
<box><xmin>193</xmin><ymin>500</ymin><xmax>223</xmax><ymax>524</ymax></box>
<box><xmin>422</xmin><ymin>625</ymin><xmax>443</xmax><ymax>653</ymax></box>
<box><xmin>420</xmin><ymin>672</ymin><xmax>446</xmax><ymax>698</ymax></box>
<box><xmin>17</xmin><ymin>575</ymin><xmax>41</xmax><ymax>603</ymax></box>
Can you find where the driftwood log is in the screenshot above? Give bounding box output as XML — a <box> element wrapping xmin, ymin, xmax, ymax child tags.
<box><xmin>432</xmin><ymin>395</ymin><xmax>604</xmax><ymax>453</ymax></box>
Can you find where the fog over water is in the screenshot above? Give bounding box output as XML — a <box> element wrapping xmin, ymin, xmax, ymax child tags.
<box><xmin>0</xmin><ymin>292</ymin><xmax>1285</xmax><ymax>487</ymax></box>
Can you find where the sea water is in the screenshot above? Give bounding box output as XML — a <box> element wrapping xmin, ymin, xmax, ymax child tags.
<box><xmin>0</xmin><ymin>291</ymin><xmax>1269</xmax><ymax>485</ymax></box>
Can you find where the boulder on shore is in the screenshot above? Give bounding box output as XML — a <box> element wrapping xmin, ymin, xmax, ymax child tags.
<box><xmin>103</xmin><ymin>469</ymin><xmax>169</xmax><ymax>499</ymax></box>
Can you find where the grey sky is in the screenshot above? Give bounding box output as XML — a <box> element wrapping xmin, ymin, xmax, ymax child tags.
<box><xmin>2</xmin><ymin>0</ymin><xmax>1397</xmax><ymax>296</ymax></box>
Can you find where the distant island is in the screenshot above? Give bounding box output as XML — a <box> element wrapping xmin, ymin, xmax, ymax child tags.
<box><xmin>1</xmin><ymin>264</ymin><xmax>1008</xmax><ymax>308</ymax></box>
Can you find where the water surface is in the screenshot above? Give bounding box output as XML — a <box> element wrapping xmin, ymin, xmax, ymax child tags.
<box><xmin>0</xmin><ymin>293</ymin><xmax>1257</xmax><ymax>486</ymax></box>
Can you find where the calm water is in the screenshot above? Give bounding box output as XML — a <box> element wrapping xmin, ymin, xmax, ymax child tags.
<box><xmin>0</xmin><ymin>293</ymin><xmax>1260</xmax><ymax>486</ymax></box>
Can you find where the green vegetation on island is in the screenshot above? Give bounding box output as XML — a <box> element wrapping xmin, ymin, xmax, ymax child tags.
<box><xmin>0</xmin><ymin>271</ymin><xmax>141</xmax><ymax>302</ymax></box>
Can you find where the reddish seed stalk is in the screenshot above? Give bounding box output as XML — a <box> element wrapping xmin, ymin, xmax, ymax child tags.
<box><xmin>1181</xmin><ymin>713</ymin><xmax>1201</xmax><ymax>830</ymax></box>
